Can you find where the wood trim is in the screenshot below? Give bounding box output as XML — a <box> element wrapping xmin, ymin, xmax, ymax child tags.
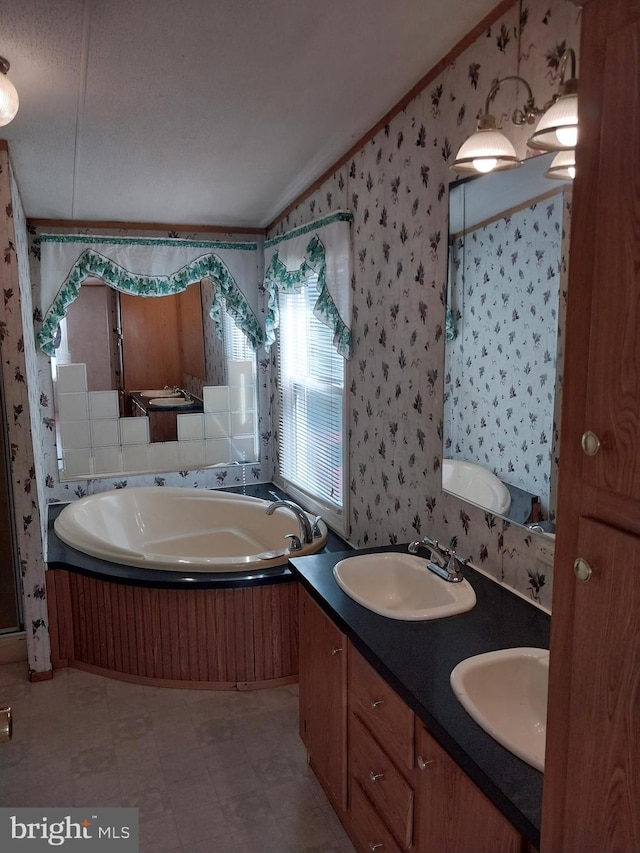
<box><xmin>46</xmin><ymin>569</ymin><xmax>299</xmax><ymax>689</ymax></box>
<box><xmin>266</xmin><ymin>0</ymin><xmax>517</xmax><ymax>231</ymax></box>
<box><xmin>29</xmin><ymin>670</ymin><xmax>53</xmax><ymax>682</ymax></box>
<box><xmin>450</xmin><ymin>186</ymin><xmax>568</xmax><ymax>240</ymax></box>
<box><xmin>27</xmin><ymin>217</ymin><xmax>265</xmax><ymax>235</ymax></box>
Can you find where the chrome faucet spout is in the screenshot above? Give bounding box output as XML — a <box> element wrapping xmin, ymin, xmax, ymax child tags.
<box><xmin>408</xmin><ymin>536</ymin><xmax>469</xmax><ymax>582</ymax></box>
<box><xmin>265</xmin><ymin>500</ymin><xmax>314</xmax><ymax>546</ymax></box>
<box><xmin>407</xmin><ymin>536</ymin><xmax>447</xmax><ymax>567</ymax></box>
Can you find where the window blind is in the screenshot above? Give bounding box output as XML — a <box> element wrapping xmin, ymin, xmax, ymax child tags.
<box><xmin>277</xmin><ymin>276</ymin><xmax>344</xmax><ymax>515</ymax></box>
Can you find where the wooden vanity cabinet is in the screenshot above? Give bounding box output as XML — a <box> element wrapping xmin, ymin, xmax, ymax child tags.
<box><xmin>298</xmin><ymin>587</ymin><xmax>527</xmax><ymax>852</ymax></box>
<box><xmin>348</xmin><ymin>646</ymin><xmax>415</xmax><ymax>850</ymax></box>
<box><xmin>298</xmin><ymin>587</ymin><xmax>348</xmax><ymax>813</ymax></box>
<box><xmin>414</xmin><ymin>724</ymin><xmax>522</xmax><ymax>853</ymax></box>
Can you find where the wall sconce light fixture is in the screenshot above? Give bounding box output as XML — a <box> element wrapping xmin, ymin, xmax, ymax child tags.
<box><xmin>0</xmin><ymin>57</ymin><xmax>19</xmax><ymax>127</ymax></box>
<box><xmin>451</xmin><ymin>49</ymin><xmax>578</xmax><ymax>175</ymax></box>
<box><xmin>545</xmin><ymin>149</ymin><xmax>576</xmax><ymax>181</ymax></box>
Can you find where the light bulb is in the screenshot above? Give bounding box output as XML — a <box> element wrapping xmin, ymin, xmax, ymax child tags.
<box><xmin>556</xmin><ymin>125</ymin><xmax>577</xmax><ymax>147</ymax></box>
<box><xmin>473</xmin><ymin>157</ymin><xmax>497</xmax><ymax>174</ymax></box>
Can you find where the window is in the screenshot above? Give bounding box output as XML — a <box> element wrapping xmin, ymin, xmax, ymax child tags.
<box><xmin>223</xmin><ymin>307</ymin><xmax>254</xmax><ymax>363</ymax></box>
<box><xmin>277</xmin><ymin>275</ymin><xmax>345</xmax><ymax>531</ymax></box>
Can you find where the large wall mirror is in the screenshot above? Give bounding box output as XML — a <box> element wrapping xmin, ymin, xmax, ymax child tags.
<box><xmin>52</xmin><ymin>278</ymin><xmax>259</xmax><ymax>480</ymax></box>
<box><xmin>443</xmin><ymin>152</ymin><xmax>570</xmax><ymax>531</ymax></box>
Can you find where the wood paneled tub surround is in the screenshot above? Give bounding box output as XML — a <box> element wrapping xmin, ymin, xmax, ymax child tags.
<box><xmin>45</xmin><ymin>488</ymin><xmax>340</xmax><ymax>690</ymax></box>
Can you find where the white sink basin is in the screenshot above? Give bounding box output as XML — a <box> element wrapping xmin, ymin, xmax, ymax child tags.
<box><xmin>148</xmin><ymin>397</ymin><xmax>194</xmax><ymax>407</ymax></box>
<box><xmin>450</xmin><ymin>647</ymin><xmax>549</xmax><ymax>771</ymax></box>
<box><xmin>333</xmin><ymin>553</ymin><xmax>476</xmax><ymax>621</ymax></box>
<box><xmin>442</xmin><ymin>458</ymin><xmax>511</xmax><ymax>515</ymax></box>
<box><xmin>138</xmin><ymin>389</ymin><xmax>181</xmax><ymax>398</ymax></box>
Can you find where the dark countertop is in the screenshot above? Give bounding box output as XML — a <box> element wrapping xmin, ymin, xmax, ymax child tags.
<box><xmin>47</xmin><ymin>483</ymin><xmax>350</xmax><ymax>589</ymax></box>
<box><xmin>289</xmin><ymin>546</ymin><xmax>549</xmax><ymax>849</ymax></box>
<box><xmin>129</xmin><ymin>391</ymin><xmax>204</xmax><ymax>414</ymax></box>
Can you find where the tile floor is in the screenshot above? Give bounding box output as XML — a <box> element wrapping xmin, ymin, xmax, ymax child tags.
<box><xmin>0</xmin><ymin>662</ymin><xmax>356</xmax><ymax>852</ymax></box>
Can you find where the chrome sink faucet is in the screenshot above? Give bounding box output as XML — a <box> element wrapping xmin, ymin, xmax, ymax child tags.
<box><xmin>265</xmin><ymin>500</ymin><xmax>315</xmax><ymax>547</ymax></box>
<box><xmin>408</xmin><ymin>536</ymin><xmax>469</xmax><ymax>583</ymax></box>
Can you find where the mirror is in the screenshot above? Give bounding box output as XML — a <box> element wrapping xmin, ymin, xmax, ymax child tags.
<box><xmin>52</xmin><ymin>279</ymin><xmax>259</xmax><ymax>479</ymax></box>
<box><xmin>443</xmin><ymin>153</ymin><xmax>570</xmax><ymax>529</ymax></box>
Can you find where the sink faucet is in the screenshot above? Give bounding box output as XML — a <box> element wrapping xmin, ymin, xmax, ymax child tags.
<box><xmin>265</xmin><ymin>500</ymin><xmax>314</xmax><ymax>546</ymax></box>
<box><xmin>408</xmin><ymin>536</ymin><xmax>469</xmax><ymax>583</ymax></box>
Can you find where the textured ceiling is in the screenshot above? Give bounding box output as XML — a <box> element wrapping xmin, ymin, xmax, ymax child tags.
<box><xmin>1</xmin><ymin>0</ymin><xmax>499</xmax><ymax>228</ymax></box>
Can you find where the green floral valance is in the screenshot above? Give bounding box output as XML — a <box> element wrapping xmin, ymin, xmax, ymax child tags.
<box><xmin>264</xmin><ymin>211</ymin><xmax>353</xmax><ymax>359</ymax></box>
<box><xmin>37</xmin><ymin>235</ymin><xmax>263</xmax><ymax>356</ymax></box>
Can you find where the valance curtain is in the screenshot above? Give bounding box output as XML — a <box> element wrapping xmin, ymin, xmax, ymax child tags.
<box><xmin>37</xmin><ymin>234</ymin><xmax>264</xmax><ymax>356</ymax></box>
<box><xmin>263</xmin><ymin>211</ymin><xmax>353</xmax><ymax>359</ymax></box>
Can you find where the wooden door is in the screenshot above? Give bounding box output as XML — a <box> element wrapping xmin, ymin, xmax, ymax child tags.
<box><xmin>298</xmin><ymin>587</ymin><xmax>348</xmax><ymax>812</ymax></box>
<box><xmin>120</xmin><ymin>284</ymin><xmax>205</xmax><ymax>392</ymax></box>
<box><xmin>414</xmin><ymin>724</ymin><xmax>521</xmax><ymax>853</ymax></box>
<box><xmin>541</xmin><ymin>1</ymin><xmax>640</xmax><ymax>850</ymax></box>
<box><xmin>121</xmin><ymin>292</ymin><xmax>182</xmax><ymax>391</ymax></box>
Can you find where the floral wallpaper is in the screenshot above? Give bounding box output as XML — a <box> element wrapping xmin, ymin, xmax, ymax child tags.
<box><xmin>1</xmin><ymin>0</ymin><xmax>580</xmax><ymax>674</ymax></box>
<box><xmin>269</xmin><ymin>0</ymin><xmax>580</xmax><ymax>610</ymax></box>
<box><xmin>0</xmin><ymin>152</ymin><xmax>50</xmax><ymax>674</ymax></box>
<box><xmin>444</xmin><ymin>194</ymin><xmax>563</xmax><ymax>515</ymax></box>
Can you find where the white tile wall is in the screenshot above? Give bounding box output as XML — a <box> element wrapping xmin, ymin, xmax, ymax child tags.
<box><xmin>120</xmin><ymin>417</ymin><xmax>150</xmax><ymax>445</ymax></box>
<box><xmin>232</xmin><ymin>436</ymin><xmax>257</xmax><ymax>463</ymax></box>
<box><xmin>89</xmin><ymin>390</ymin><xmax>120</xmax><ymax>419</ymax></box>
<box><xmin>56</xmin><ymin>363</ymin><xmax>87</xmax><ymax>393</ymax></box>
<box><xmin>203</xmin><ymin>386</ymin><xmax>230</xmax><ymax>413</ymax></box>
<box><xmin>61</xmin><ymin>448</ymin><xmax>93</xmax><ymax>477</ymax></box>
<box><xmin>122</xmin><ymin>444</ymin><xmax>149</xmax><ymax>471</ymax></box>
<box><xmin>204</xmin><ymin>439</ymin><xmax>232</xmax><ymax>465</ymax></box>
<box><xmin>90</xmin><ymin>419</ymin><xmax>121</xmax><ymax>447</ymax></box>
<box><xmin>58</xmin><ymin>392</ymin><xmax>89</xmax><ymax>421</ymax></box>
<box><xmin>59</xmin><ymin>420</ymin><xmax>91</xmax><ymax>450</ymax></box>
<box><xmin>93</xmin><ymin>446</ymin><xmax>122</xmax><ymax>475</ymax></box>
<box><xmin>177</xmin><ymin>413</ymin><xmax>205</xmax><ymax>441</ymax></box>
<box><xmin>231</xmin><ymin>410</ymin><xmax>256</xmax><ymax>437</ymax></box>
<box><xmin>204</xmin><ymin>412</ymin><xmax>231</xmax><ymax>439</ymax></box>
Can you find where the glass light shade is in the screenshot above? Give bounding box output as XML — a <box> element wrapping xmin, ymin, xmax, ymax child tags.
<box><xmin>528</xmin><ymin>93</ymin><xmax>578</xmax><ymax>151</ymax></box>
<box><xmin>545</xmin><ymin>150</ymin><xmax>576</xmax><ymax>181</ymax></box>
<box><xmin>451</xmin><ymin>127</ymin><xmax>520</xmax><ymax>174</ymax></box>
<box><xmin>0</xmin><ymin>73</ymin><xmax>18</xmax><ymax>127</ymax></box>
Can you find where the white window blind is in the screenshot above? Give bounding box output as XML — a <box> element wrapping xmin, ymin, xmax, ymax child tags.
<box><xmin>278</xmin><ymin>276</ymin><xmax>344</xmax><ymax>519</ymax></box>
<box><xmin>223</xmin><ymin>308</ymin><xmax>254</xmax><ymax>362</ymax></box>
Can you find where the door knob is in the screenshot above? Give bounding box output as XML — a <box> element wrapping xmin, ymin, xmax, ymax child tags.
<box><xmin>574</xmin><ymin>557</ymin><xmax>593</xmax><ymax>583</ymax></box>
<box><xmin>417</xmin><ymin>755</ymin><xmax>435</xmax><ymax>771</ymax></box>
<box><xmin>581</xmin><ymin>431</ymin><xmax>601</xmax><ymax>457</ymax></box>
<box><xmin>331</xmin><ymin>646</ymin><xmax>343</xmax><ymax>655</ymax></box>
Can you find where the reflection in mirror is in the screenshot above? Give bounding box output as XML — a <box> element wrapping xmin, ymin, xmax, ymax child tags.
<box><xmin>443</xmin><ymin>153</ymin><xmax>570</xmax><ymax>529</ymax></box>
<box><xmin>52</xmin><ymin>279</ymin><xmax>259</xmax><ymax>478</ymax></box>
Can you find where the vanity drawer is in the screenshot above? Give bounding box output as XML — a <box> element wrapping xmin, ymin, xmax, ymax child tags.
<box><xmin>349</xmin><ymin>646</ymin><xmax>414</xmax><ymax>770</ymax></box>
<box><xmin>349</xmin><ymin>713</ymin><xmax>414</xmax><ymax>849</ymax></box>
<box><xmin>349</xmin><ymin>778</ymin><xmax>404</xmax><ymax>853</ymax></box>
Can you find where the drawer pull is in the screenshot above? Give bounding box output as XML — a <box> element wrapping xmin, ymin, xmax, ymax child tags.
<box><xmin>368</xmin><ymin>844</ymin><xmax>383</xmax><ymax>852</ymax></box>
<box><xmin>574</xmin><ymin>557</ymin><xmax>593</xmax><ymax>583</ymax></box>
<box><xmin>331</xmin><ymin>646</ymin><xmax>343</xmax><ymax>655</ymax></box>
<box><xmin>369</xmin><ymin>770</ymin><xmax>384</xmax><ymax>783</ymax></box>
<box><xmin>417</xmin><ymin>755</ymin><xmax>435</xmax><ymax>771</ymax></box>
<box><xmin>370</xmin><ymin>698</ymin><xmax>383</xmax><ymax>709</ymax></box>
<box><xmin>581</xmin><ymin>430</ymin><xmax>601</xmax><ymax>457</ymax></box>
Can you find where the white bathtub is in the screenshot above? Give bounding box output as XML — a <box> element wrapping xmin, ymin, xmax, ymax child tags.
<box><xmin>53</xmin><ymin>487</ymin><xmax>328</xmax><ymax>572</ymax></box>
<box><xmin>442</xmin><ymin>458</ymin><xmax>511</xmax><ymax>516</ymax></box>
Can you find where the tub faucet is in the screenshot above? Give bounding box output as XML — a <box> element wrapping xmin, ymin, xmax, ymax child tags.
<box><xmin>408</xmin><ymin>536</ymin><xmax>468</xmax><ymax>583</ymax></box>
<box><xmin>266</xmin><ymin>500</ymin><xmax>314</xmax><ymax>546</ymax></box>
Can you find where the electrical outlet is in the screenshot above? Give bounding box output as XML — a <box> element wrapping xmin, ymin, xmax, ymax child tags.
<box><xmin>535</xmin><ymin>538</ymin><xmax>555</xmax><ymax>566</ymax></box>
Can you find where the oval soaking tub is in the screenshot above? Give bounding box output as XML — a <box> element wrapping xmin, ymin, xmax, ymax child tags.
<box><xmin>54</xmin><ymin>486</ymin><xmax>328</xmax><ymax>572</ymax></box>
<box><xmin>442</xmin><ymin>458</ymin><xmax>511</xmax><ymax>516</ymax></box>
